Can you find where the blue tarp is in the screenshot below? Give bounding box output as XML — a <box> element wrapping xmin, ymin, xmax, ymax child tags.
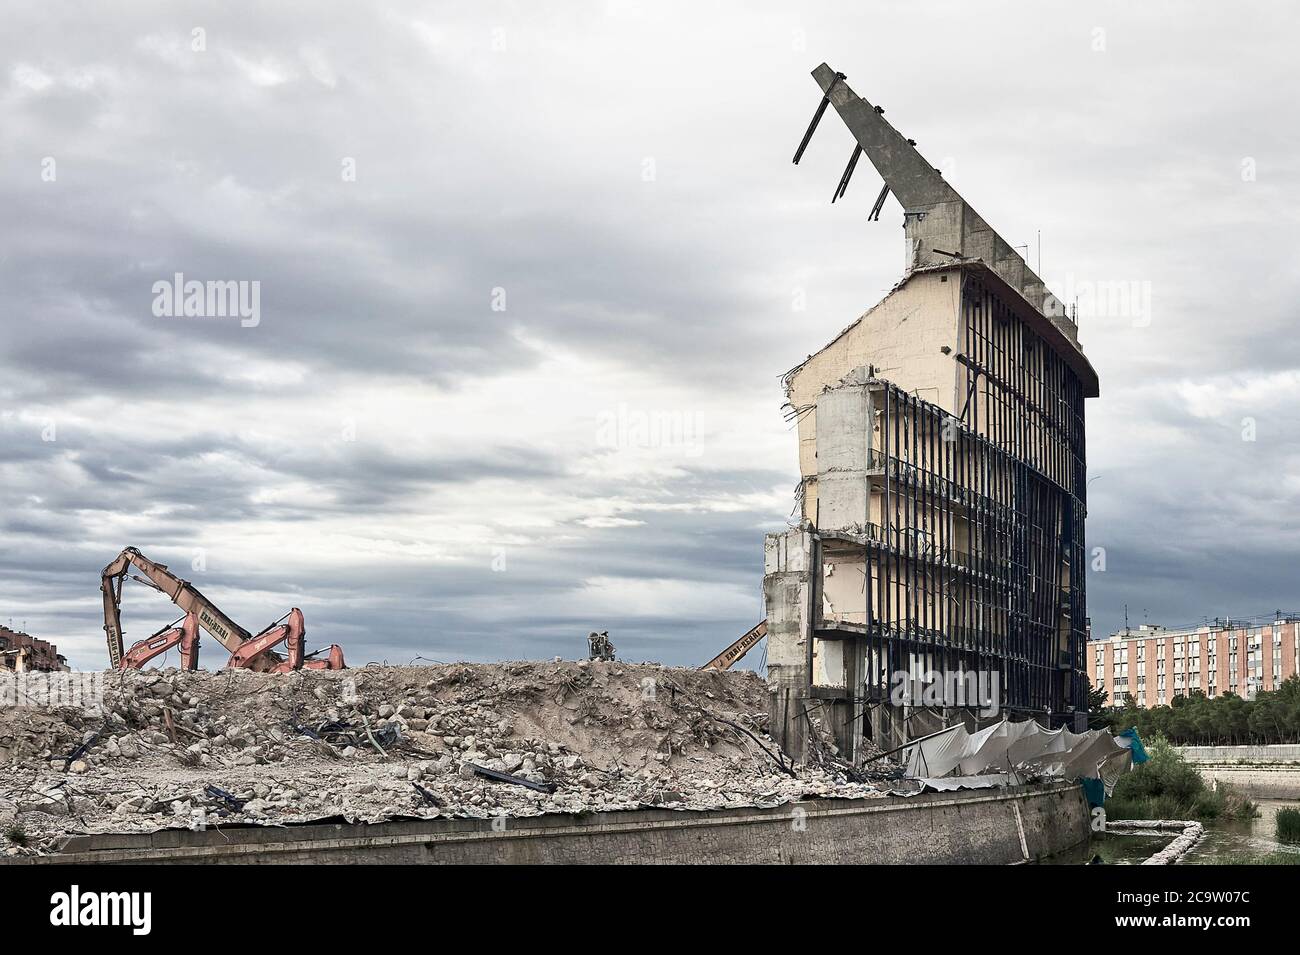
<box><xmin>1119</xmin><ymin>727</ymin><xmax>1150</xmax><ymax>764</ymax></box>
<box><xmin>1080</xmin><ymin>776</ymin><xmax>1106</xmax><ymax>808</ymax></box>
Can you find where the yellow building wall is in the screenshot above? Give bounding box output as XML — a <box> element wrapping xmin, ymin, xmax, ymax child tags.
<box><xmin>787</xmin><ymin>271</ymin><xmax>962</xmax><ymax>522</ymax></box>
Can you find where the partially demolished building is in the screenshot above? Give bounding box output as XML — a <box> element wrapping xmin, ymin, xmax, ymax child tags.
<box><xmin>0</xmin><ymin>624</ymin><xmax>68</xmax><ymax>672</ymax></box>
<box><xmin>766</xmin><ymin>65</ymin><xmax>1100</xmax><ymax>760</ymax></box>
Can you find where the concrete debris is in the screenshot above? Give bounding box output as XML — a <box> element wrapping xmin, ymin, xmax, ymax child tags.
<box><xmin>1107</xmin><ymin>819</ymin><xmax>1206</xmax><ymax>865</ymax></box>
<box><xmin>0</xmin><ymin>661</ymin><xmax>895</xmax><ymax>856</ymax></box>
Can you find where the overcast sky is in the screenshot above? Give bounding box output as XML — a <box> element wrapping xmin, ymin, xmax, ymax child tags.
<box><xmin>2</xmin><ymin>1</ymin><xmax>1298</xmax><ymax>669</ymax></box>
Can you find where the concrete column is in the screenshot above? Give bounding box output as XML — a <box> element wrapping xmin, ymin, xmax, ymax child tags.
<box><xmin>764</xmin><ymin>526</ymin><xmax>815</xmax><ymax>763</ymax></box>
<box><xmin>814</xmin><ymin>379</ymin><xmax>871</xmax><ymax>534</ymax></box>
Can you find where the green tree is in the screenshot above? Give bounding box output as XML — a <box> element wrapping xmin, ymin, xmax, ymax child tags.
<box><xmin>1084</xmin><ymin>674</ymin><xmax>1109</xmax><ymax>726</ymax></box>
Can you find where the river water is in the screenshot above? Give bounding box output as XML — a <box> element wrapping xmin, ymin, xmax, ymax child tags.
<box><xmin>1041</xmin><ymin>799</ymin><xmax>1300</xmax><ymax>865</ymax></box>
<box><xmin>1186</xmin><ymin>798</ymin><xmax>1300</xmax><ymax>863</ymax></box>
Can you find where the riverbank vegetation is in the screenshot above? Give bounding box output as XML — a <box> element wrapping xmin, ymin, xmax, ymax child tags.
<box><xmin>1276</xmin><ymin>806</ymin><xmax>1300</xmax><ymax>844</ymax></box>
<box><xmin>1106</xmin><ymin>736</ymin><xmax>1255</xmax><ymax>822</ymax></box>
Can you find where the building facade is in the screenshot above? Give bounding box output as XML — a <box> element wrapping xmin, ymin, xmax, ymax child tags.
<box><xmin>0</xmin><ymin>625</ymin><xmax>69</xmax><ymax>672</ymax></box>
<box><xmin>765</xmin><ymin>64</ymin><xmax>1099</xmax><ymax>761</ymax></box>
<box><xmin>1088</xmin><ymin>619</ymin><xmax>1300</xmax><ymax>706</ymax></box>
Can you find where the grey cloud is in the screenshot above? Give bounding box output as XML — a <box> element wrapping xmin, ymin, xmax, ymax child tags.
<box><xmin>3</xmin><ymin>2</ymin><xmax>1299</xmax><ymax>665</ymax></box>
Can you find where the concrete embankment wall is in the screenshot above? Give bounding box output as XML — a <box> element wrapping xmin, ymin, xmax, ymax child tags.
<box><xmin>11</xmin><ymin>782</ymin><xmax>1087</xmax><ymax>865</ymax></box>
<box><xmin>1179</xmin><ymin>745</ymin><xmax>1300</xmax><ymax>799</ymax></box>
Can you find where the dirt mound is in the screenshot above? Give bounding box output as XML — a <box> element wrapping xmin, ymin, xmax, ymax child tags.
<box><xmin>0</xmin><ymin>661</ymin><xmax>888</xmax><ymax>856</ymax></box>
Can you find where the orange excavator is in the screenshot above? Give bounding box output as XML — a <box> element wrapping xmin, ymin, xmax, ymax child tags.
<box><xmin>103</xmin><ymin>547</ymin><xmax>345</xmax><ymax>672</ymax></box>
<box><xmin>226</xmin><ymin>607</ymin><xmax>344</xmax><ymax>673</ymax></box>
<box><xmin>120</xmin><ymin>612</ymin><xmax>201</xmax><ymax>671</ymax></box>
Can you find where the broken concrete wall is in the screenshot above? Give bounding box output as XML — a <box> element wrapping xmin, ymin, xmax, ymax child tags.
<box><xmin>13</xmin><ymin>783</ymin><xmax>1089</xmax><ymax>865</ymax></box>
<box><xmin>763</xmin><ymin>526</ymin><xmax>816</xmax><ymax>763</ymax></box>
<box><xmin>821</xmin><ymin>552</ymin><xmax>869</xmax><ymax>628</ymax></box>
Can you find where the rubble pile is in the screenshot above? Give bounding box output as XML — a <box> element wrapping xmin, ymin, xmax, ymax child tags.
<box><xmin>0</xmin><ymin>661</ymin><xmax>891</xmax><ymax>855</ymax></box>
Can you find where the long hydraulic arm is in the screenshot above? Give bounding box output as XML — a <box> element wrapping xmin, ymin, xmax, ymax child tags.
<box><xmin>120</xmin><ymin>612</ymin><xmax>200</xmax><ymax>671</ymax></box>
<box><xmin>701</xmin><ymin>619</ymin><xmax>768</xmax><ymax>671</ymax></box>
<box><xmin>102</xmin><ymin>546</ymin><xmax>266</xmax><ymax>669</ymax></box>
<box><xmin>227</xmin><ymin>608</ymin><xmax>304</xmax><ymax>670</ymax></box>
<box><xmin>224</xmin><ymin>609</ymin><xmax>345</xmax><ymax>673</ymax></box>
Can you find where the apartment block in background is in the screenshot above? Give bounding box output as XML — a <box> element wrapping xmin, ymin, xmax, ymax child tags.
<box><xmin>1088</xmin><ymin>618</ymin><xmax>1300</xmax><ymax>706</ymax></box>
<box><xmin>0</xmin><ymin>625</ymin><xmax>69</xmax><ymax>672</ymax></box>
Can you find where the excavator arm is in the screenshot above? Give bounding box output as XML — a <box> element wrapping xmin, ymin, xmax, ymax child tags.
<box><xmin>701</xmin><ymin>619</ymin><xmax>768</xmax><ymax>671</ymax></box>
<box><xmin>120</xmin><ymin>612</ymin><xmax>200</xmax><ymax>671</ymax></box>
<box><xmin>300</xmin><ymin>644</ymin><xmax>346</xmax><ymax>671</ymax></box>
<box><xmin>224</xmin><ymin>607</ymin><xmax>303</xmax><ymax>670</ymax></box>
<box><xmin>224</xmin><ymin>608</ymin><xmax>346</xmax><ymax>673</ymax></box>
<box><xmin>102</xmin><ymin>547</ymin><xmax>343</xmax><ymax>673</ymax></box>
<box><xmin>101</xmin><ymin>546</ymin><xmax>281</xmax><ymax>671</ymax></box>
